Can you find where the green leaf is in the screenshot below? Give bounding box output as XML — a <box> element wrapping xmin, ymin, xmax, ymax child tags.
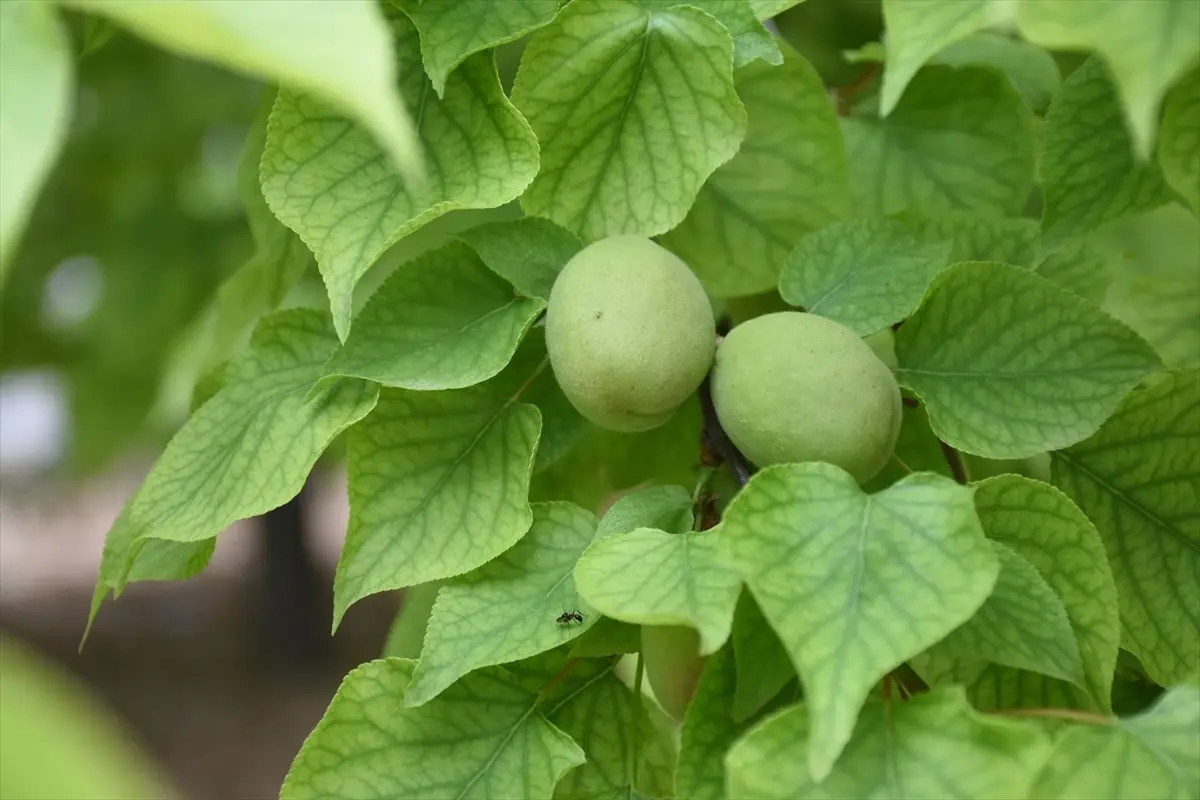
<box><xmin>865</xmin><ymin>404</ymin><xmax>955</xmax><ymax>491</ymax></box>
<box><xmin>657</xmin><ymin>45</ymin><xmax>850</xmax><ymax>297</ymax></box>
<box><xmin>1030</xmin><ymin>686</ymin><xmax>1200</xmax><ymax>800</ymax></box>
<box><xmin>0</xmin><ymin>1</ymin><xmax>73</xmax><ymax>279</ymax></box>
<box><xmin>405</xmin><ymin>503</ymin><xmax>597</xmax><ymax>707</ymax></box>
<box><xmin>544</xmin><ymin>659</ymin><xmax>677</xmax><ymax>800</ymax></box>
<box><xmin>973</xmin><ymin>475</ymin><xmax>1121</xmax><ymax>711</ymax></box>
<box><xmin>596</xmin><ymin>485</ymin><xmax>695</xmax><ymax>539</ymax></box>
<box><xmin>718</xmin><ymin>463</ymin><xmax>999</xmax><ymax>780</ymax></box>
<box><xmin>730</xmin><ymin>590</ymin><xmax>796</xmax><ymax>723</ymax></box>
<box><xmin>99</xmin><ymin>310</ymin><xmax>377</xmax><ymax>592</ymax></box>
<box><xmin>1158</xmin><ymin>66</ymin><xmax>1200</xmax><ymax>215</ymax></box>
<box><xmin>567</xmin><ymin>617</ymin><xmax>642</xmax><ymax>659</ymax></box>
<box><xmin>748</xmin><ymin>0</ymin><xmax>805</xmax><ymax>20</ymax></box>
<box><xmin>574</xmin><ymin>527</ymin><xmax>741</xmax><ymax>655</ymax></box>
<box><xmin>383</xmin><ymin>581</ymin><xmax>441</xmax><ymax>659</ymax></box>
<box><xmin>842</xmin><ymin>64</ymin><xmax>1035</xmax><ymax>217</ymax></box>
<box><xmin>726</xmin><ymin>687</ymin><xmax>1053</xmax><ymax>799</ymax></box>
<box><xmin>646</xmin><ymin>0</ymin><xmax>781</xmax><ymax>69</ymax></box>
<box><xmin>457</xmin><ymin>217</ymin><xmax>583</xmax><ymax>300</ymax></box>
<box><xmin>70</xmin><ymin>0</ymin><xmax>423</xmax><ymax>183</ymax></box>
<box><xmin>912</xmin><ymin>654</ymin><xmax>1087</xmax><ymax>714</ymax></box>
<box><xmin>897</xmin><ymin>212</ymin><xmax>1039</xmax><ymax>265</ymax></box>
<box><xmin>879</xmin><ymin>0</ymin><xmax>1016</xmax><ymax>116</ymax></box>
<box><xmin>511</xmin><ymin>0</ymin><xmax>747</xmax><ymax>242</ymax></box>
<box><xmin>1017</xmin><ymin>0</ymin><xmax>1200</xmax><ymax>159</ymax></box>
<box><xmin>1039</xmin><ymin>57</ymin><xmax>1174</xmax><ymax>244</ymax></box>
<box><xmin>334</xmin><ymin>384</ymin><xmax>541</xmax><ymax>627</ymax></box>
<box><xmin>1031</xmin><ymin>239</ymin><xmax>1114</xmax><ymax>306</ymax></box>
<box><xmin>1100</xmin><ymin>205</ymin><xmax>1200</xmax><ymax>370</ymax></box>
<box><xmin>778</xmin><ymin>218</ymin><xmax>952</xmax><ymax>336</ymax></box>
<box><xmin>324</xmin><ymin>241</ymin><xmax>544</xmax><ymax>390</ymax></box>
<box><xmin>933</xmin><ymin>540</ymin><xmax>1085</xmax><ymax>687</ymax></box>
<box><xmin>281</xmin><ymin>658</ymin><xmax>585</xmax><ymax>800</ymax></box>
<box><xmin>1051</xmin><ymin>371</ymin><xmax>1200</xmax><ymax>686</ymax></box>
<box><xmin>933</xmin><ymin>32</ymin><xmax>1062</xmax><ymax>114</ymax></box>
<box><xmin>206</xmin><ymin>89</ymin><xmax>313</xmax><ymax>365</ymax></box>
<box><xmin>262</xmin><ymin>8</ymin><xmax>539</xmax><ymax>340</ymax></box>
<box><xmin>394</xmin><ymin>0</ymin><xmax>560</xmax><ymax>96</ymax></box>
<box><xmin>676</xmin><ymin>644</ymin><xmax>741</xmax><ymax>800</ymax></box>
<box><xmin>895</xmin><ymin>261</ymin><xmax>1162</xmax><ymax>459</ymax></box>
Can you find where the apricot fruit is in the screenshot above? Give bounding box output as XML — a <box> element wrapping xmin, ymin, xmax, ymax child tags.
<box><xmin>711</xmin><ymin>311</ymin><xmax>902</xmax><ymax>483</ymax></box>
<box><xmin>545</xmin><ymin>236</ymin><xmax>715</xmax><ymax>432</ymax></box>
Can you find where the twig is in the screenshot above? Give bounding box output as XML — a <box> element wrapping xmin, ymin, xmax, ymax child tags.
<box><xmin>892</xmin><ymin>663</ymin><xmax>930</xmax><ymax>696</ymax></box>
<box><xmin>989</xmin><ymin>707</ymin><xmax>1114</xmax><ymax>725</ymax></box>
<box><xmin>939</xmin><ymin>441</ymin><xmax>969</xmax><ymax>485</ymax></box>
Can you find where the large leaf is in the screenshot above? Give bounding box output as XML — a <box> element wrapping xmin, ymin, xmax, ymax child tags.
<box><xmin>1158</xmin><ymin>66</ymin><xmax>1200</xmax><ymax>215</ymax></box>
<box><xmin>394</xmin><ymin>0</ymin><xmax>560</xmax><ymax>96</ymax></box>
<box><xmin>1017</xmin><ymin>0</ymin><xmax>1200</xmax><ymax>159</ymax></box>
<box><xmin>70</xmin><ymin>0</ymin><xmax>422</xmax><ymax>182</ymax></box>
<box><xmin>1051</xmin><ymin>371</ymin><xmax>1200</xmax><ymax>686</ymax></box>
<box><xmin>281</xmin><ymin>658</ymin><xmax>585</xmax><ymax>799</ymax></box>
<box><xmin>657</xmin><ymin>42</ymin><xmax>848</xmax><ymax>297</ymax></box>
<box><xmin>841</xmin><ymin>64</ymin><xmax>1035</xmax><ymax>217</ymax></box>
<box><xmin>511</xmin><ymin>0</ymin><xmax>747</xmax><ymax>242</ymax></box>
<box><xmin>574</xmin><ymin>526</ymin><xmax>742</xmax><ymax>655</ymax></box>
<box><xmin>405</xmin><ymin>503</ymin><xmax>598</xmax><ymax>707</ymax></box>
<box><xmin>912</xmin><ymin>654</ymin><xmax>1087</xmax><ymax>715</ymax></box>
<box><xmin>262</xmin><ymin>8</ymin><xmax>538</xmax><ymax>339</ymax></box>
<box><xmin>730</xmin><ymin>590</ymin><xmax>796</xmax><ymax>723</ymax></box>
<box><xmin>94</xmin><ymin>310</ymin><xmax>377</xmax><ymax>600</ymax></box>
<box><xmin>595</xmin><ymin>484</ymin><xmax>694</xmax><ymax>539</ymax></box>
<box><xmin>933</xmin><ymin>33</ymin><xmax>1062</xmax><ymax>114</ymax></box>
<box><xmin>778</xmin><ymin>218</ymin><xmax>952</xmax><ymax>336</ymax></box>
<box><xmin>324</xmin><ymin>241</ymin><xmax>544</xmax><ymax>390</ymax></box>
<box><xmin>1030</xmin><ymin>686</ymin><xmax>1200</xmax><ymax>800</ymax></box>
<box><xmin>717</xmin><ymin>463</ymin><xmax>999</xmax><ymax>780</ymax></box>
<box><xmin>895</xmin><ymin>261</ymin><xmax>1162</xmax><ymax>459</ymax></box>
<box><xmin>878</xmin><ymin>0</ymin><xmax>1016</xmax><ymax>116</ymax></box>
<box><xmin>334</xmin><ymin>385</ymin><xmax>541</xmax><ymax>627</ymax></box>
<box><xmin>457</xmin><ymin>217</ymin><xmax>583</xmax><ymax>300</ymax></box>
<box><xmin>1039</xmin><ymin>56</ymin><xmax>1173</xmax><ymax>244</ymax></box>
<box><xmin>0</xmin><ymin>1</ymin><xmax>72</xmax><ymax>280</ymax></box>
<box><xmin>666</xmin><ymin>0</ymin><xmax>782</xmax><ymax>68</ymax></box>
<box><xmin>932</xmin><ymin>540</ymin><xmax>1084</xmax><ymax>687</ymax></box>
<box><xmin>973</xmin><ymin>475</ymin><xmax>1121</xmax><ymax>711</ymax></box>
<box><xmin>726</xmin><ymin>687</ymin><xmax>1052</xmax><ymax>799</ymax></box>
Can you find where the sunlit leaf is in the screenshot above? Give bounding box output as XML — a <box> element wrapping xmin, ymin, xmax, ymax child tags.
<box><xmin>405</xmin><ymin>503</ymin><xmax>598</xmax><ymax>707</ymax></box>
<box><xmin>575</xmin><ymin>526</ymin><xmax>741</xmax><ymax>654</ymax></box>
<box><xmin>658</xmin><ymin>43</ymin><xmax>848</xmax><ymax>297</ymax></box>
<box><xmin>896</xmin><ymin>261</ymin><xmax>1161</xmax><ymax>459</ymax></box>
<box><xmin>325</xmin><ymin>241</ymin><xmax>544</xmax><ymax>390</ymax></box>
<box><xmin>726</xmin><ymin>687</ymin><xmax>1052</xmax><ymax>799</ymax></box>
<box><xmin>511</xmin><ymin>0</ymin><xmax>747</xmax><ymax>242</ymax></box>
<box><xmin>334</xmin><ymin>384</ymin><xmax>541</xmax><ymax>627</ymax></box>
<box><xmin>717</xmin><ymin>463</ymin><xmax>999</xmax><ymax>779</ymax></box>
<box><xmin>281</xmin><ymin>659</ymin><xmax>585</xmax><ymax>799</ymax></box>
<box><xmin>1051</xmin><ymin>371</ymin><xmax>1200</xmax><ymax>686</ymax></box>
<box><xmin>395</xmin><ymin>0</ymin><xmax>560</xmax><ymax>96</ymax></box>
<box><xmin>778</xmin><ymin>218</ymin><xmax>952</xmax><ymax>335</ymax></box>
<box><xmin>262</xmin><ymin>8</ymin><xmax>538</xmax><ymax>339</ymax></box>
<box><xmin>457</xmin><ymin>217</ymin><xmax>583</xmax><ymax>300</ymax></box>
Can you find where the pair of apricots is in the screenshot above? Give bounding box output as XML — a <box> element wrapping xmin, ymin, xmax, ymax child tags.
<box><xmin>545</xmin><ymin>235</ymin><xmax>902</xmax><ymax>485</ymax></box>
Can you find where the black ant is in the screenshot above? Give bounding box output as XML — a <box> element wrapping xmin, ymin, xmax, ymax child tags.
<box><xmin>556</xmin><ymin>610</ymin><xmax>584</xmax><ymax>627</ymax></box>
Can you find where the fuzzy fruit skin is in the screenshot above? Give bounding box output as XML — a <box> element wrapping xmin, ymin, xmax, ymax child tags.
<box><xmin>711</xmin><ymin>311</ymin><xmax>903</xmax><ymax>483</ymax></box>
<box><xmin>545</xmin><ymin>235</ymin><xmax>715</xmax><ymax>432</ymax></box>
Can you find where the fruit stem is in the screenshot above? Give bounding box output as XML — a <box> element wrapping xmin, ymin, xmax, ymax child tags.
<box><xmin>939</xmin><ymin>441</ymin><xmax>969</xmax><ymax>484</ymax></box>
<box><xmin>698</xmin><ymin>374</ymin><xmax>754</xmax><ymax>486</ymax></box>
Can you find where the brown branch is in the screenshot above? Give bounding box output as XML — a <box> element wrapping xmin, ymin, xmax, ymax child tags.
<box><xmin>939</xmin><ymin>441</ymin><xmax>969</xmax><ymax>485</ymax></box>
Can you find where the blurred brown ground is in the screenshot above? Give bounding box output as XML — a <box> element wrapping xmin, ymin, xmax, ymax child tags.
<box><xmin>0</xmin><ymin>460</ymin><xmax>399</xmax><ymax>800</ymax></box>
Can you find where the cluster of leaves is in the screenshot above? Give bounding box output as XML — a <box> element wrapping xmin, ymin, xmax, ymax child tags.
<box><xmin>4</xmin><ymin>0</ymin><xmax>1198</xmax><ymax>798</ymax></box>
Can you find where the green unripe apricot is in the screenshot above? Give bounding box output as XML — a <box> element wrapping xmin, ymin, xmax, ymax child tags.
<box><xmin>711</xmin><ymin>312</ymin><xmax>903</xmax><ymax>483</ymax></box>
<box><xmin>640</xmin><ymin>624</ymin><xmax>706</xmax><ymax>720</ymax></box>
<box><xmin>545</xmin><ymin>235</ymin><xmax>715</xmax><ymax>432</ymax></box>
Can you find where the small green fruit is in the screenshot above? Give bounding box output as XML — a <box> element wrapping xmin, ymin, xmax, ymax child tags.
<box><xmin>711</xmin><ymin>311</ymin><xmax>903</xmax><ymax>483</ymax></box>
<box><xmin>640</xmin><ymin>624</ymin><xmax>706</xmax><ymax>720</ymax></box>
<box><xmin>545</xmin><ymin>235</ymin><xmax>715</xmax><ymax>432</ymax></box>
